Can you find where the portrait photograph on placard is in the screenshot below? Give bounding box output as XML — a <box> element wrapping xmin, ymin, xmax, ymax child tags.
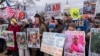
<box><xmin>27</xmin><ymin>28</ymin><xmax>40</xmax><ymax>48</ymax></box>
<box><xmin>16</xmin><ymin>32</ymin><xmax>27</xmax><ymax>49</ymax></box>
<box><xmin>6</xmin><ymin>31</ymin><xmax>14</xmax><ymax>47</ymax></box>
<box><xmin>64</xmin><ymin>31</ymin><xmax>85</xmax><ymax>56</ymax></box>
<box><xmin>83</xmin><ymin>1</ymin><xmax>96</xmax><ymax>14</ymax></box>
<box><xmin>89</xmin><ymin>28</ymin><xmax>100</xmax><ymax>56</ymax></box>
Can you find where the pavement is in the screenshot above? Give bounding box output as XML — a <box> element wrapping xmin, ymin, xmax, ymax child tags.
<box><xmin>0</xmin><ymin>51</ymin><xmax>7</xmax><ymax>56</ymax></box>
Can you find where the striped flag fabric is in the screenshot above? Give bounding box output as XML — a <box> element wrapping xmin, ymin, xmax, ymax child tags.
<box><xmin>4</xmin><ymin>0</ymin><xmax>15</xmax><ymax>17</ymax></box>
<box><xmin>4</xmin><ymin>6</ymin><xmax>15</xmax><ymax>17</ymax></box>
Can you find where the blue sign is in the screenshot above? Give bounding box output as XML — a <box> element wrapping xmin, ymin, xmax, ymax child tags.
<box><xmin>72</xmin><ymin>20</ymin><xmax>88</xmax><ymax>31</ymax></box>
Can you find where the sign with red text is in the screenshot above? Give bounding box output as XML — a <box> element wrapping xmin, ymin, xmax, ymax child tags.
<box><xmin>45</xmin><ymin>3</ymin><xmax>61</xmax><ymax>16</ymax></box>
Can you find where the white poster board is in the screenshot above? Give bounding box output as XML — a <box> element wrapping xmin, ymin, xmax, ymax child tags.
<box><xmin>41</xmin><ymin>32</ymin><xmax>65</xmax><ymax>56</ymax></box>
<box><xmin>95</xmin><ymin>0</ymin><xmax>100</xmax><ymax>14</ymax></box>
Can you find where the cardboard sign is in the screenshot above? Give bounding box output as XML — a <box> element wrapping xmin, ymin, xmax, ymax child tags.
<box><xmin>72</xmin><ymin>20</ymin><xmax>88</xmax><ymax>31</ymax></box>
<box><xmin>45</xmin><ymin>3</ymin><xmax>61</xmax><ymax>16</ymax></box>
<box><xmin>70</xmin><ymin>8</ymin><xmax>81</xmax><ymax>20</ymax></box>
<box><xmin>64</xmin><ymin>31</ymin><xmax>85</xmax><ymax>56</ymax></box>
<box><xmin>89</xmin><ymin>28</ymin><xmax>100</xmax><ymax>56</ymax></box>
<box><xmin>27</xmin><ymin>28</ymin><xmax>40</xmax><ymax>48</ymax></box>
<box><xmin>41</xmin><ymin>32</ymin><xmax>65</xmax><ymax>56</ymax></box>
<box><xmin>16</xmin><ymin>32</ymin><xmax>27</xmax><ymax>49</ymax></box>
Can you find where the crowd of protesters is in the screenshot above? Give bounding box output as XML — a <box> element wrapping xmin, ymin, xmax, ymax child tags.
<box><xmin>0</xmin><ymin>12</ymin><xmax>100</xmax><ymax>56</ymax></box>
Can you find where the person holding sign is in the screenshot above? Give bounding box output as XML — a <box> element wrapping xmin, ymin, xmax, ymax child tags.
<box><xmin>19</xmin><ymin>19</ymin><xmax>30</xmax><ymax>56</ymax></box>
<box><xmin>6</xmin><ymin>18</ymin><xmax>20</xmax><ymax>56</ymax></box>
<box><xmin>30</xmin><ymin>14</ymin><xmax>47</xmax><ymax>56</ymax></box>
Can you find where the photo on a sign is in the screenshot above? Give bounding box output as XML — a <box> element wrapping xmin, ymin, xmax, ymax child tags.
<box><xmin>5</xmin><ymin>31</ymin><xmax>14</xmax><ymax>47</ymax></box>
<box><xmin>83</xmin><ymin>1</ymin><xmax>96</xmax><ymax>14</ymax></box>
<box><xmin>64</xmin><ymin>31</ymin><xmax>85</xmax><ymax>56</ymax></box>
<box><xmin>16</xmin><ymin>32</ymin><xmax>27</xmax><ymax>49</ymax></box>
<box><xmin>1</xmin><ymin>24</ymin><xmax>8</xmax><ymax>31</ymax></box>
<box><xmin>89</xmin><ymin>28</ymin><xmax>100</xmax><ymax>56</ymax></box>
<box><xmin>0</xmin><ymin>24</ymin><xmax>8</xmax><ymax>37</ymax></box>
<box><xmin>27</xmin><ymin>28</ymin><xmax>40</xmax><ymax>48</ymax></box>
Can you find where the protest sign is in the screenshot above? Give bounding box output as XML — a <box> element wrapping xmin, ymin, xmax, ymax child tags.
<box><xmin>0</xmin><ymin>24</ymin><xmax>8</xmax><ymax>36</ymax></box>
<box><xmin>70</xmin><ymin>8</ymin><xmax>81</xmax><ymax>20</ymax></box>
<box><xmin>68</xmin><ymin>0</ymin><xmax>84</xmax><ymax>9</ymax></box>
<box><xmin>1</xmin><ymin>24</ymin><xmax>8</xmax><ymax>32</ymax></box>
<box><xmin>72</xmin><ymin>20</ymin><xmax>88</xmax><ymax>31</ymax></box>
<box><xmin>16</xmin><ymin>32</ymin><xmax>27</xmax><ymax>49</ymax></box>
<box><xmin>95</xmin><ymin>0</ymin><xmax>100</xmax><ymax>14</ymax></box>
<box><xmin>89</xmin><ymin>28</ymin><xmax>100</xmax><ymax>56</ymax></box>
<box><xmin>83</xmin><ymin>1</ymin><xmax>96</xmax><ymax>14</ymax></box>
<box><xmin>27</xmin><ymin>28</ymin><xmax>40</xmax><ymax>48</ymax></box>
<box><xmin>45</xmin><ymin>3</ymin><xmax>61</xmax><ymax>17</ymax></box>
<box><xmin>4</xmin><ymin>31</ymin><xmax>14</xmax><ymax>47</ymax></box>
<box><xmin>41</xmin><ymin>32</ymin><xmax>65</xmax><ymax>56</ymax></box>
<box><xmin>26</xmin><ymin>6</ymin><xmax>36</xmax><ymax>17</ymax></box>
<box><xmin>64</xmin><ymin>31</ymin><xmax>85</xmax><ymax>56</ymax></box>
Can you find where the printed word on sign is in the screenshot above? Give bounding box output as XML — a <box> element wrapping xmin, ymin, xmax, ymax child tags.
<box><xmin>74</xmin><ymin>20</ymin><xmax>84</xmax><ymax>27</ymax></box>
<box><xmin>46</xmin><ymin>3</ymin><xmax>60</xmax><ymax>12</ymax></box>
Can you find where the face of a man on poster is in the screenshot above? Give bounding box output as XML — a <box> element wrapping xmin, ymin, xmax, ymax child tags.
<box><xmin>20</xmin><ymin>36</ymin><xmax>25</xmax><ymax>45</ymax></box>
<box><xmin>29</xmin><ymin>33</ymin><xmax>38</xmax><ymax>44</ymax></box>
<box><xmin>8</xmin><ymin>34</ymin><xmax>13</xmax><ymax>42</ymax></box>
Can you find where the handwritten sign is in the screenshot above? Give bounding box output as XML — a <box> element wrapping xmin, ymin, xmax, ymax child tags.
<box><xmin>41</xmin><ymin>32</ymin><xmax>65</xmax><ymax>56</ymax></box>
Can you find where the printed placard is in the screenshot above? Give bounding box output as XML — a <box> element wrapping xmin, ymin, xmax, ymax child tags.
<box><xmin>72</xmin><ymin>20</ymin><xmax>88</xmax><ymax>31</ymax></box>
<box><xmin>27</xmin><ymin>28</ymin><xmax>40</xmax><ymax>48</ymax></box>
<box><xmin>16</xmin><ymin>32</ymin><xmax>27</xmax><ymax>49</ymax></box>
<box><xmin>89</xmin><ymin>28</ymin><xmax>100</xmax><ymax>56</ymax></box>
<box><xmin>64</xmin><ymin>31</ymin><xmax>85</xmax><ymax>56</ymax></box>
<box><xmin>45</xmin><ymin>3</ymin><xmax>61</xmax><ymax>16</ymax></box>
<box><xmin>4</xmin><ymin>31</ymin><xmax>14</xmax><ymax>47</ymax></box>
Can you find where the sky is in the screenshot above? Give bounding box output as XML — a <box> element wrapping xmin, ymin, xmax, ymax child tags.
<box><xmin>3</xmin><ymin>0</ymin><xmax>86</xmax><ymax>12</ymax></box>
<box><xmin>33</xmin><ymin>0</ymin><xmax>85</xmax><ymax>12</ymax></box>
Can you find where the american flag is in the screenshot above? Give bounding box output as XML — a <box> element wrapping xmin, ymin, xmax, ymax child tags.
<box><xmin>4</xmin><ymin>6</ymin><xmax>15</xmax><ymax>17</ymax></box>
<box><xmin>4</xmin><ymin>0</ymin><xmax>15</xmax><ymax>18</ymax></box>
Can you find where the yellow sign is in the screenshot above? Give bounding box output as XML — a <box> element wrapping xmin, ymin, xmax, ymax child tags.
<box><xmin>70</xmin><ymin>8</ymin><xmax>81</xmax><ymax>20</ymax></box>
